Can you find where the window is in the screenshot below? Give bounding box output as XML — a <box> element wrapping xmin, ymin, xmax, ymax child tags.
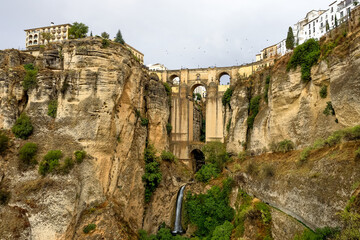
<box><xmin>309</xmin><ymin>30</ymin><xmax>311</xmax><ymax>34</ymax></box>
<box><xmin>331</xmin><ymin>7</ymin><xmax>333</xmax><ymax>13</ymax></box>
<box><xmin>341</xmin><ymin>11</ymin><xmax>344</xmax><ymax>17</ymax></box>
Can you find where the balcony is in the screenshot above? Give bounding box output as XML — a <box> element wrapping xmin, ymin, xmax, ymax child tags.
<box><xmin>57</xmin><ymin>35</ymin><xmax>61</xmax><ymax>39</ymax></box>
<box><xmin>57</xmin><ymin>29</ymin><xmax>61</xmax><ymax>33</ymax></box>
<box><xmin>51</xmin><ymin>29</ymin><xmax>56</xmax><ymax>34</ymax></box>
<box><xmin>62</xmin><ymin>28</ymin><xmax>67</xmax><ymax>32</ymax></box>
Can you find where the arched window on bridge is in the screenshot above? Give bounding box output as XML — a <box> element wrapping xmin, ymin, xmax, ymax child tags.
<box><xmin>192</xmin><ymin>85</ymin><xmax>206</xmax><ymax>142</ymax></box>
<box><xmin>219</xmin><ymin>73</ymin><xmax>231</xmax><ymax>86</ymax></box>
<box><xmin>170</xmin><ymin>75</ymin><xmax>180</xmax><ymax>85</ymax></box>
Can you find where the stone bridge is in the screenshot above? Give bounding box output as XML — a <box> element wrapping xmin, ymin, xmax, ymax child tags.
<box><xmin>150</xmin><ymin>60</ymin><xmax>273</xmax><ymax>169</ymax></box>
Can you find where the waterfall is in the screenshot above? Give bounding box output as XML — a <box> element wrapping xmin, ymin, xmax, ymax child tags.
<box><xmin>172</xmin><ymin>185</ymin><xmax>186</xmax><ymax>234</ymax></box>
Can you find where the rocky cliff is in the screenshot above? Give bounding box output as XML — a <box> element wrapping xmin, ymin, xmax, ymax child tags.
<box><xmin>0</xmin><ymin>38</ymin><xmax>173</xmax><ymax>239</ymax></box>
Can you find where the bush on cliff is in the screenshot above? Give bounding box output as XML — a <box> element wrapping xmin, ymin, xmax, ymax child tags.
<box><xmin>22</xmin><ymin>65</ymin><xmax>38</xmax><ymax>91</ymax></box>
<box><xmin>195</xmin><ymin>163</ymin><xmax>220</xmax><ymax>182</ymax></box>
<box><xmin>222</xmin><ymin>88</ymin><xmax>233</xmax><ymax>107</ymax></box>
<box><xmin>0</xmin><ymin>131</ymin><xmax>9</xmax><ymax>155</ymax></box>
<box><xmin>287</xmin><ymin>39</ymin><xmax>320</xmax><ymax>83</ymax></box>
<box><xmin>74</xmin><ymin>150</ymin><xmax>86</xmax><ymax>163</ymax></box>
<box><xmin>39</xmin><ymin>150</ymin><xmax>62</xmax><ymax>176</ymax></box>
<box><xmin>11</xmin><ymin>113</ymin><xmax>34</xmax><ymax>139</ymax></box>
<box><xmin>47</xmin><ymin>100</ymin><xmax>58</xmax><ymax>118</ymax></box>
<box><xmin>19</xmin><ymin>142</ymin><xmax>38</xmax><ymax>165</ymax></box>
<box><xmin>202</xmin><ymin>142</ymin><xmax>229</xmax><ymax>170</ymax></box>
<box><xmin>142</xmin><ymin>144</ymin><xmax>162</xmax><ymax>203</ymax></box>
<box><xmin>185</xmin><ymin>178</ymin><xmax>234</xmax><ymax>238</ymax></box>
<box><xmin>247</xmin><ymin>95</ymin><xmax>261</xmax><ymax>129</ymax></box>
<box><xmin>160</xmin><ymin>150</ymin><xmax>175</xmax><ymax>162</ymax></box>
<box><xmin>269</xmin><ymin>139</ymin><xmax>294</xmax><ymax>153</ymax></box>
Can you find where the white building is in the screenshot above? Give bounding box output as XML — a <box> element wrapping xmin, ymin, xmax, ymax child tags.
<box><xmin>24</xmin><ymin>23</ymin><xmax>71</xmax><ymax>48</ymax></box>
<box><xmin>276</xmin><ymin>39</ymin><xmax>287</xmax><ymax>56</ymax></box>
<box><xmin>296</xmin><ymin>0</ymin><xmax>358</xmax><ymax>44</ymax></box>
<box><xmin>147</xmin><ymin>63</ymin><xmax>167</xmax><ymax>71</ymax></box>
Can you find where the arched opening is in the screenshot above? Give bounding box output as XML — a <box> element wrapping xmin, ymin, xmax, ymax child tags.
<box><xmin>191</xmin><ymin>84</ymin><xmax>206</xmax><ymax>142</ymax></box>
<box><xmin>190</xmin><ymin>149</ymin><xmax>205</xmax><ymax>172</ymax></box>
<box><xmin>170</xmin><ymin>75</ymin><xmax>180</xmax><ymax>85</ymax></box>
<box><xmin>219</xmin><ymin>72</ymin><xmax>231</xmax><ymax>86</ymax></box>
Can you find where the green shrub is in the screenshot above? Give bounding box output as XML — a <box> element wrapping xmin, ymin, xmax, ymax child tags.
<box><xmin>166</xmin><ymin>123</ymin><xmax>172</xmax><ymax>135</ymax></box>
<box><xmin>39</xmin><ymin>150</ymin><xmax>62</xmax><ymax>176</ymax></box>
<box><xmin>68</xmin><ymin>22</ymin><xmax>88</xmax><ymax>39</ymax></box>
<box><xmin>74</xmin><ymin>150</ymin><xmax>86</xmax><ymax>163</ymax></box>
<box><xmin>247</xmin><ymin>95</ymin><xmax>261</xmax><ymax>129</ymax></box>
<box><xmin>323</xmin><ymin>101</ymin><xmax>335</xmax><ymax>116</ymax></box>
<box><xmin>22</xmin><ymin>66</ymin><xmax>38</xmax><ymax>91</ymax></box>
<box><xmin>101</xmin><ymin>38</ymin><xmax>110</xmax><ymax>48</ymax></box>
<box><xmin>262</xmin><ymin>164</ymin><xmax>275</xmax><ymax>177</ymax></box>
<box><xmin>142</xmin><ymin>144</ymin><xmax>162</xmax><ymax>203</ymax></box>
<box><xmin>294</xmin><ymin>227</ymin><xmax>339</xmax><ymax>240</ymax></box>
<box><xmin>246</xmin><ymin>162</ymin><xmax>258</xmax><ymax>175</ymax></box>
<box><xmin>160</xmin><ymin>150</ymin><xmax>175</xmax><ymax>162</ymax></box>
<box><xmin>195</xmin><ymin>163</ymin><xmax>220</xmax><ymax>182</ymax></box>
<box><xmin>287</xmin><ymin>39</ymin><xmax>320</xmax><ymax>82</ymax></box>
<box><xmin>343</xmin><ymin>125</ymin><xmax>360</xmax><ymax>141</ymax></box>
<box><xmin>313</xmin><ymin>139</ymin><xmax>325</xmax><ymax>149</ymax></box>
<box><xmin>222</xmin><ymin>88</ymin><xmax>233</xmax><ymax>107</ymax></box>
<box><xmin>320</xmin><ymin>40</ymin><xmax>337</xmax><ymax>60</ymax></box>
<box><xmin>139</xmin><ymin>227</ymin><xmax>189</xmax><ymax>240</ymax></box>
<box><xmin>202</xmin><ymin>142</ymin><xmax>229</xmax><ymax>170</ymax></box>
<box><xmin>270</xmin><ymin>139</ymin><xmax>294</xmax><ymax>153</ymax></box>
<box><xmin>300</xmin><ymin>146</ymin><xmax>312</xmax><ymax>163</ymax></box>
<box><xmin>238</xmin><ymin>151</ymin><xmax>247</xmax><ymax>162</ymax></box>
<box><xmin>211</xmin><ymin>221</ymin><xmax>233</xmax><ymax>240</ymax></box>
<box><xmin>319</xmin><ymin>86</ymin><xmax>328</xmax><ymax>98</ymax></box>
<box><xmin>135</xmin><ymin>109</ymin><xmax>141</xmax><ymax>118</ymax></box>
<box><xmin>11</xmin><ymin>113</ymin><xmax>33</xmax><ymax>139</ymax></box>
<box><xmin>24</xmin><ymin>63</ymin><xmax>35</xmax><ymax>71</ymax></box>
<box><xmin>163</xmin><ymin>82</ymin><xmax>171</xmax><ymax>96</ymax></box>
<box><xmin>355</xmin><ymin>148</ymin><xmax>360</xmax><ymax>162</ymax></box>
<box><xmin>226</xmin><ymin>119</ymin><xmax>231</xmax><ymax>132</ymax></box>
<box><xmin>83</xmin><ymin>223</ymin><xmax>96</xmax><ymax>234</ymax></box>
<box><xmin>19</xmin><ymin>142</ymin><xmax>38</xmax><ymax>165</ymax></box>
<box><xmin>0</xmin><ymin>189</ymin><xmax>10</xmax><ymax>205</ymax></box>
<box><xmin>141</xmin><ymin>117</ymin><xmax>149</xmax><ymax>126</ymax></box>
<box><xmin>277</xmin><ymin>139</ymin><xmax>294</xmax><ymax>153</ymax></box>
<box><xmin>0</xmin><ymin>132</ymin><xmax>9</xmax><ymax>155</ymax></box>
<box><xmin>47</xmin><ymin>100</ymin><xmax>58</xmax><ymax>118</ymax></box>
<box><xmin>185</xmin><ymin>178</ymin><xmax>234</xmax><ymax>237</ymax></box>
<box><xmin>60</xmin><ymin>157</ymin><xmax>74</xmax><ymax>174</ymax></box>
<box><xmin>234</xmin><ymin>189</ymin><xmax>272</xmax><ymax>239</ymax></box>
<box><xmin>324</xmin><ymin>131</ymin><xmax>343</xmax><ymax>147</ymax></box>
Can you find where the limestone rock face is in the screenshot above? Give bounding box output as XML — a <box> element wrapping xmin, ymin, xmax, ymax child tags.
<box><xmin>0</xmin><ymin>39</ymin><xmax>169</xmax><ymax>239</ymax></box>
<box><xmin>227</xmin><ymin>34</ymin><xmax>360</xmax><ymax>155</ymax></box>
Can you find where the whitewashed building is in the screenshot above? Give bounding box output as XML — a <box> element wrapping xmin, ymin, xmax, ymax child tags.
<box><xmin>276</xmin><ymin>39</ymin><xmax>287</xmax><ymax>56</ymax></box>
<box><xmin>297</xmin><ymin>0</ymin><xmax>358</xmax><ymax>44</ymax></box>
<box><xmin>147</xmin><ymin>63</ymin><xmax>167</xmax><ymax>71</ymax></box>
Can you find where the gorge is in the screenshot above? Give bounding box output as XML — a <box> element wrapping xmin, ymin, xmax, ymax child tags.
<box><xmin>0</xmin><ymin>8</ymin><xmax>360</xmax><ymax>240</ymax></box>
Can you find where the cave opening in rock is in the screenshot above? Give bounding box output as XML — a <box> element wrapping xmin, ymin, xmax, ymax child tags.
<box><xmin>191</xmin><ymin>149</ymin><xmax>205</xmax><ymax>172</ymax></box>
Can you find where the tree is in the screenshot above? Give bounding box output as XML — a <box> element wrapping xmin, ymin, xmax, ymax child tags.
<box><xmin>114</xmin><ymin>30</ymin><xmax>125</xmax><ymax>44</ymax></box>
<box><xmin>335</xmin><ymin>15</ymin><xmax>338</xmax><ymax>27</ymax></box>
<box><xmin>90</xmin><ymin>31</ymin><xmax>93</xmax><ymax>37</ymax></box>
<box><xmin>40</xmin><ymin>32</ymin><xmax>53</xmax><ymax>43</ymax></box>
<box><xmin>68</xmin><ymin>22</ymin><xmax>88</xmax><ymax>39</ymax></box>
<box><xmin>286</xmin><ymin>27</ymin><xmax>295</xmax><ymax>50</ymax></box>
<box><xmin>101</xmin><ymin>32</ymin><xmax>109</xmax><ymax>39</ymax></box>
<box><xmin>326</xmin><ymin>21</ymin><xmax>330</xmax><ymax>32</ymax></box>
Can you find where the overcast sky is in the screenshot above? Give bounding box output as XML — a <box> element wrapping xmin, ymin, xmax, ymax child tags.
<box><xmin>1</xmin><ymin>0</ymin><xmax>331</xmax><ymax>69</ymax></box>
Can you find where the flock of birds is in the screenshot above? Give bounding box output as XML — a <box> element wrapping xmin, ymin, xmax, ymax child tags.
<box><xmin>160</xmin><ymin>37</ymin><xmax>271</xmax><ymax>69</ymax></box>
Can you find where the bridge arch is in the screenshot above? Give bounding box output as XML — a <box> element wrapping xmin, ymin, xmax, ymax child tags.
<box><xmin>169</xmin><ymin>74</ymin><xmax>180</xmax><ymax>85</ymax></box>
<box><xmin>218</xmin><ymin>71</ymin><xmax>231</xmax><ymax>85</ymax></box>
<box><xmin>190</xmin><ymin>149</ymin><xmax>205</xmax><ymax>172</ymax></box>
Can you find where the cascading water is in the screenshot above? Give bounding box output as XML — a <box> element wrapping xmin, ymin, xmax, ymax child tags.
<box><xmin>172</xmin><ymin>185</ymin><xmax>186</xmax><ymax>234</ymax></box>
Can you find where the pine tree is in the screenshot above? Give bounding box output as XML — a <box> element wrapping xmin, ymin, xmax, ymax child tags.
<box><xmin>114</xmin><ymin>30</ymin><xmax>125</xmax><ymax>45</ymax></box>
<box><xmin>90</xmin><ymin>31</ymin><xmax>93</xmax><ymax>37</ymax></box>
<box><xmin>286</xmin><ymin>27</ymin><xmax>295</xmax><ymax>50</ymax></box>
<box><xmin>326</xmin><ymin>21</ymin><xmax>330</xmax><ymax>32</ymax></box>
<box><xmin>335</xmin><ymin>15</ymin><xmax>338</xmax><ymax>27</ymax></box>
